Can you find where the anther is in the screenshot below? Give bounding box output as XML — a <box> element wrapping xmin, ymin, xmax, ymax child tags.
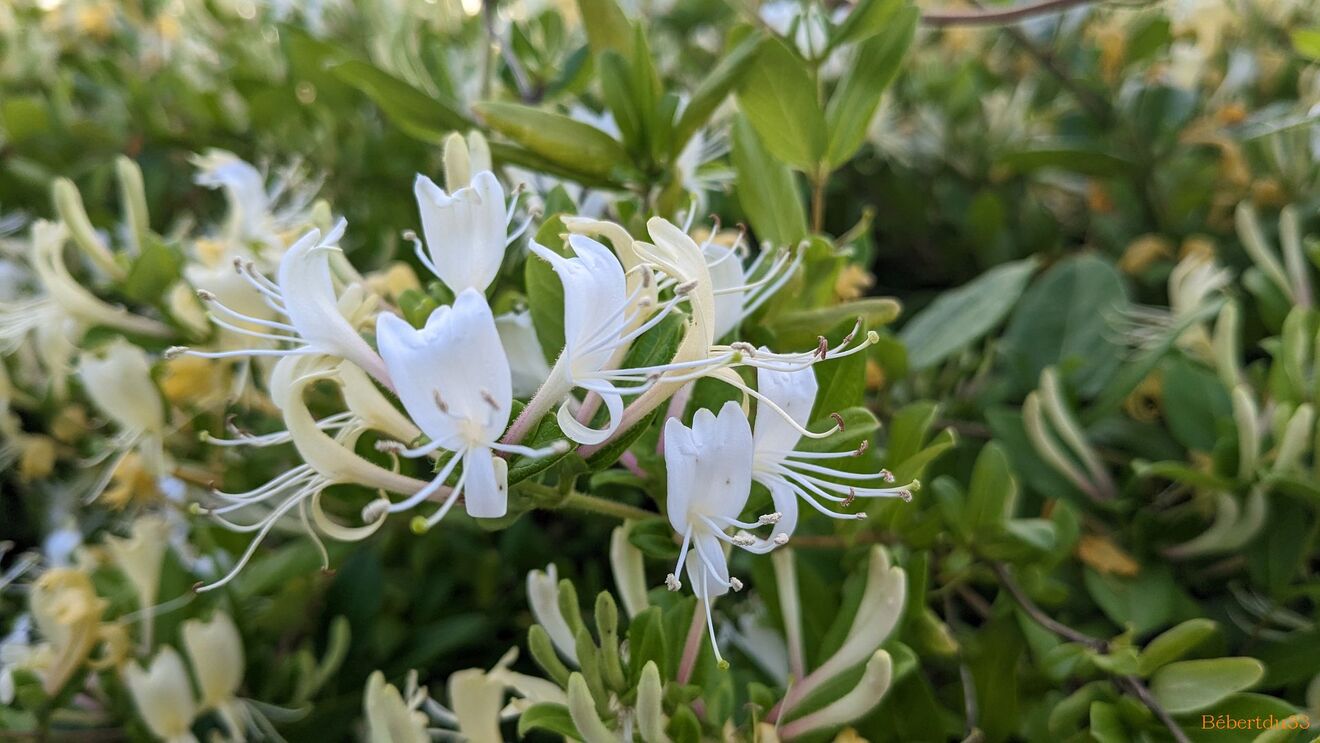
<box><xmin>773</xmin><ymin>533</ymin><xmax>789</xmax><ymax>545</ymax></box>
<box><xmin>374</xmin><ymin>440</ymin><xmax>406</xmax><ymax>454</ymax></box>
<box><xmin>361</xmin><ymin>499</ymin><xmax>390</xmax><ymax>522</ymax></box>
<box><xmin>758</xmin><ymin>512</ymin><xmax>782</xmax><ymax>525</ymax></box>
<box><xmin>164</xmin><ymin>346</ymin><xmax>188</xmax><ymax>359</ymax></box>
<box><xmin>878</xmin><ymin>467</ymin><xmax>894</xmax><ymax>482</ymax></box>
<box><xmin>402</xmin><ymin>229</ymin><xmax>418</xmax><ymax>242</ymax></box>
<box><xmin>675</xmin><ymin>279</ymin><xmax>699</xmax><ymax>295</ymax></box>
<box><xmin>196</xmin><ymin>289</ymin><xmax>216</xmax><ymax>302</ymax></box>
<box><xmin>732</xmin><ymin>533</ymin><xmax>756</xmax><ymax>547</ymax></box>
<box><xmin>665</xmin><ymin>573</ymin><xmax>681</xmax><ymax>591</ymax></box>
<box><xmin>897</xmin><ymin>489</ymin><xmax>913</xmax><ymax>503</ymax></box>
<box><xmin>729</xmin><ymin>577</ymin><xmax>744</xmax><ymax>592</ymax></box>
<box><xmin>831</xmin><ymin>412</ymin><xmax>846</xmax><ymax>431</ymax></box>
<box><xmin>730</xmin><ymin>341</ymin><xmax>755</xmax><ymax>355</ymax></box>
<box><xmin>854</xmin><ymin>440</ymin><xmax>870</xmax><ymax>457</ymax></box>
<box><xmin>842</xmin><ymin>488</ymin><xmax>857</xmax><ymax>507</ymax></box>
<box><xmin>855</xmin><ymin>512</ymin><xmax>869</xmax><ymax>520</ymax></box>
<box><xmin>815</xmin><ymin>336</ymin><xmax>829</xmax><ymax>359</ymax></box>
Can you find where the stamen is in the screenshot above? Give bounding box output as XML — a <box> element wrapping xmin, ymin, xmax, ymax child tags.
<box><xmin>665</xmin><ymin>573</ymin><xmax>681</xmax><ymax>591</ymax></box>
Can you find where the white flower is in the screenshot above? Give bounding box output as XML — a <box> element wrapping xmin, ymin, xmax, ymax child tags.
<box><xmin>125</xmin><ymin>647</ymin><xmax>199</xmax><ymax>743</ymax></box>
<box><xmin>663</xmin><ymin>401</ymin><xmax>779</xmax><ymax>666</ymax></box>
<box><xmin>747</xmin><ymin>363</ymin><xmax>917</xmax><ymax>549</ymax></box>
<box><xmin>363</xmin><ymin>671</ymin><xmax>429</xmax><ymax>743</ymax></box>
<box><xmin>702</xmin><ymin>230</ymin><xmax>800</xmax><ymax>341</ymax></box>
<box><xmin>523</xmin><ymin>235</ymin><xmax>690</xmax><ymax>445</ymax></box>
<box><xmin>495</xmin><ymin>310</ymin><xmax>552</xmax><ymax>398</ymax></box>
<box><xmin>609</xmin><ymin>522</ymin><xmax>649</xmax><ymax>619</ymax></box>
<box><xmin>526</xmin><ymin>564</ymin><xmax>579</xmax><ymax>664</ymax></box>
<box><xmin>375</xmin><ymin>288</ymin><xmax>561</xmax><ymax>528</ymax></box>
<box><xmin>447</xmin><ymin>668</ymin><xmax>507</xmax><ymax>743</ymax></box>
<box><xmin>181</xmin><ymin>611</ymin><xmax>246</xmax><ymax>740</ymax></box>
<box><xmin>78</xmin><ymin>339</ymin><xmax>166</xmax><ymax>439</ymax></box>
<box><xmin>779</xmin><ymin>650</ymin><xmax>893</xmax><ymax>738</ymax></box>
<box><xmin>192</xmin><ymin>150</ymin><xmax>270</xmax><ymax>245</ymax></box>
<box><xmin>176</xmin><ymin>219</ymin><xmax>393</xmax><ymax>389</ymax></box>
<box><xmin>413</xmin><ymin>170</ymin><xmax>516</xmax><ymax>295</ymax></box>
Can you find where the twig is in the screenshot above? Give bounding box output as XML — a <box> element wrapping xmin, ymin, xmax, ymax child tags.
<box><xmin>921</xmin><ymin>0</ymin><xmax>1100</xmax><ymax>27</ymax></box>
<box><xmin>944</xmin><ymin>594</ymin><xmax>982</xmax><ymax>741</ymax></box>
<box><xmin>992</xmin><ymin>563</ymin><xmax>1191</xmax><ymax>743</ymax></box>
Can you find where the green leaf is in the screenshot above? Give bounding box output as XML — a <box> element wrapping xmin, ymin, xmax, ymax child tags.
<box><xmin>899</xmin><ymin>258</ymin><xmax>1038</xmax><ymax>370</ymax></box>
<box><xmin>1176</xmin><ymin>693</ymin><xmax>1302</xmax><ymax>743</ymax></box>
<box><xmin>577</xmin><ymin>0</ymin><xmax>632</xmax><ymax>57</ymax></box>
<box><xmin>525</xmin><ymin>215</ymin><xmax>569</xmax><ymax>362</ymax></box>
<box><xmin>965</xmin><ymin>442</ymin><xmax>1017</xmax><ymax>532</ymax></box>
<box><xmin>1162</xmin><ymin>356</ymin><xmax>1232</xmax><ymax>452</ymax></box>
<box><xmin>672</xmin><ymin>33</ymin><xmax>762</xmax><ymax>155</ymax></box>
<box><xmin>517</xmin><ymin>703</ymin><xmax>583</xmax><ymax>740</ymax></box>
<box><xmin>1149</xmin><ymin>658</ymin><xmax>1265</xmax><ymax>714</ymax></box>
<box><xmin>736</xmin><ymin>39</ymin><xmax>827</xmax><ymax>171</ymax></box>
<box><xmin>831</xmin><ymin>0</ymin><xmax>909</xmax><ymax>48</ymax></box>
<box><xmin>809</xmin><ymin>320</ymin><xmax>868</xmax><ymax>419</ymax></box>
<box><xmin>997</xmin><ymin>147</ymin><xmax>1134</xmax><ymax>177</ymax></box>
<box><xmin>475</xmin><ymin>101</ymin><xmax>633</xmax><ymax>181</ymax></box>
<box><xmin>731</xmin><ymin>114</ymin><xmax>808</xmax><ymax>248</ymax></box>
<box><xmin>627</xmin><ymin>518</ymin><xmax>679</xmax><ymax>560</ymax></box>
<box><xmin>121</xmin><ymin>239</ymin><xmax>183</xmax><ymax>306</ymax></box>
<box><xmin>1291</xmin><ymin>28</ymin><xmax>1320</xmax><ymax>61</ymax></box>
<box><xmin>1082</xmin><ymin>565</ymin><xmax>1179</xmax><ymax>636</ymax></box>
<box><xmin>600</xmin><ymin>52</ymin><xmax>644</xmax><ymax>154</ymax></box>
<box><xmin>628</xmin><ymin>607</ymin><xmax>668</xmax><ymax>681</ymax></box>
<box><xmin>823</xmin><ymin>5</ymin><xmax>916</xmax><ymax>167</ymax></box>
<box><xmin>770</xmin><ymin>297</ymin><xmax>901</xmax><ymax>349</ymax></box>
<box><xmin>1000</xmin><ymin>254</ymin><xmax>1128</xmax><ymax>397</ymax></box>
<box><xmin>1138</xmin><ymin>619</ymin><xmax>1218</xmax><ymax>676</ymax></box>
<box><xmin>332</xmin><ymin>60</ymin><xmax>471</xmax><ymax>142</ymax></box>
<box><xmin>1088</xmin><ymin>701</ymin><xmax>1128</xmax><ymax>743</ymax></box>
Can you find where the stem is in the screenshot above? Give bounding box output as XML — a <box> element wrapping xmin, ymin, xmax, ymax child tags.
<box><xmin>677</xmin><ymin>606</ymin><xmax>706</xmax><ymax>685</ymax></box>
<box><xmin>501</xmin><ymin>361</ymin><xmax>569</xmax><ymax>451</ymax></box>
<box><xmin>560</xmin><ymin>492</ymin><xmax>656</xmax><ymax>522</ymax></box>
<box><xmin>810</xmin><ymin>172</ymin><xmax>827</xmax><ymax>233</ymax></box>
<box><xmin>922</xmin><ymin>0</ymin><xmax>1101</xmax><ymax>27</ymax></box>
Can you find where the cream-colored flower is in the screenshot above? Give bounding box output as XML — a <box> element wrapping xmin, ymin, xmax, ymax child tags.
<box><xmin>104</xmin><ymin>514</ymin><xmax>171</xmax><ymax>613</ymax></box>
<box><xmin>363</xmin><ymin>671</ymin><xmax>429</xmax><ymax>743</ymax></box>
<box><xmin>124</xmin><ymin>647</ymin><xmax>199</xmax><ymax>743</ymax></box>
<box><xmin>181</xmin><ymin>611</ymin><xmax>246</xmax><ymax>739</ymax></box>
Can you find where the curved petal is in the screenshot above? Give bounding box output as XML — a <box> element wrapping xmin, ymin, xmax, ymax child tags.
<box><xmin>463</xmin><ymin>448</ymin><xmax>508</xmax><ymax>519</ymax></box>
<box><xmin>554</xmin><ymin>384</ymin><xmax>624</xmax><ymax>446</ymax></box>
<box><xmin>690</xmin><ymin>401</ymin><xmax>755</xmax><ymax>522</ymax></box>
<box><xmin>663</xmin><ymin>415</ymin><xmax>700</xmax><ymax>534</ymax></box>
<box><xmin>415</xmin><ymin>171</ymin><xmax>507</xmax><ymax>293</ymax></box>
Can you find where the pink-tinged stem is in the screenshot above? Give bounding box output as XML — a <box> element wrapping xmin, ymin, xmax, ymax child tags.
<box><xmin>677</xmin><ymin>605</ymin><xmax>706</xmax><ymax>685</ymax></box>
<box><xmin>618</xmin><ymin>451</ymin><xmax>647</xmax><ymax>478</ymax></box>
<box><xmin>500</xmin><ymin>362</ymin><xmax>569</xmax><ymax>451</ymax></box>
<box><xmin>655</xmin><ymin>382</ymin><xmax>693</xmax><ymax>456</ymax></box>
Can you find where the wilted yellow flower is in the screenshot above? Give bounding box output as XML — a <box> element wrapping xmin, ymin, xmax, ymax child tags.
<box><xmin>159</xmin><ymin>355</ymin><xmax>226</xmax><ymax>409</ymax></box>
<box><xmin>1077</xmin><ymin>534</ymin><xmax>1141</xmax><ymax>577</ymax></box>
<box><xmin>365</xmin><ymin>262</ymin><xmax>422</xmax><ymax>302</ymax></box>
<box><xmin>18</xmin><ymin>435</ymin><xmax>57</xmax><ymax>481</ymax></box>
<box><xmin>1118</xmin><ymin>234</ymin><xmax>1174</xmax><ymax>275</ymax></box>
<box><xmin>834</xmin><ymin>264</ymin><xmax>874</xmax><ymax>301</ymax></box>
<box><xmin>29</xmin><ymin>568</ymin><xmax>106</xmax><ymax>696</ymax></box>
<box><xmin>102</xmin><ymin>453</ymin><xmax>164</xmax><ymax>510</ymax></box>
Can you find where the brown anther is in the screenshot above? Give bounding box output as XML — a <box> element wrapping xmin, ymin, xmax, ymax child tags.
<box><xmin>842</xmin><ymin>488</ymin><xmax>857</xmax><ymax>507</ymax></box>
<box><xmin>432</xmin><ymin>390</ymin><xmax>449</xmax><ymax>413</ymax></box>
<box><xmin>815</xmin><ymin>336</ymin><xmax>830</xmax><ymax>359</ymax></box>
<box><xmin>480</xmin><ymin>389</ymin><xmax>500</xmax><ymax>409</ymax></box>
<box><xmin>831</xmin><ymin>412</ymin><xmax>846</xmax><ymax>431</ymax></box>
<box><xmin>853</xmin><ymin>440</ymin><xmax>869</xmax><ymax>457</ymax></box>
<box><xmin>196</xmin><ymin>289</ymin><xmax>216</xmax><ymax>302</ymax></box>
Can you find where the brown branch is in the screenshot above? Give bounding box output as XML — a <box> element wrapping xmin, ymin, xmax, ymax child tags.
<box><xmin>920</xmin><ymin>0</ymin><xmax>1100</xmax><ymax>27</ymax></box>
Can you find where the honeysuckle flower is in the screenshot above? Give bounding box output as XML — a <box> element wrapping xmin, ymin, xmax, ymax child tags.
<box><xmin>609</xmin><ymin>522</ymin><xmax>649</xmax><ymax>619</ymax></box>
<box><xmin>195</xmin><ymin>366</ymin><xmax>431</xmax><ymax>592</ymax></box>
<box><xmin>175</xmin><ymin>219</ymin><xmax>393</xmax><ymax>388</ymax></box>
<box><xmin>485</xmin><ymin>647</ymin><xmax>569</xmax><ymax>715</ymax></box>
<box><xmin>746</xmin><ymin>362</ymin><xmax>918</xmax><ymax>550</ymax></box>
<box><xmin>447</xmin><ymin>667</ymin><xmax>507</xmax><ymax>743</ymax></box>
<box><xmin>527</xmin><ymin>564</ymin><xmax>580</xmax><ymax>664</ymax></box>
<box><xmin>701</xmin><ymin>228</ymin><xmax>801</xmax><ymax>341</ymax></box>
<box><xmin>29</xmin><ymin>568</ymin><xmax>106</xmax><ymax>695</ymax></box>
<box><xmin>779</xmin><ymin>649</ymin><xmax>893</xmax><ymax>739</ymax></box>
<box><xmin>1</xmin><ymin>221</ymin><xmax>170</xmax><ymax>393</ymax></box>
<box><xmin>125</xmin><ymin>647</ymin><xmax>199</xmax><ymax>743</ymax></box>
<box><xmin>519</xmin><ymin>235</ymin><xmax>692</xmax><ymax>445</ymax></box>
<box><xmin>496</xmin><ymin>309</ymin><xmax>552</xmax><ymax>397</ymax></box>
<box><xmin>441</xmin><ymin>130</ymin><xmax>493</xmax><ymax>192</ymax></box>
<box><xmin>663</xmin><ymin>401</ymin><xmax>781</xmax><ymax>666</ymax></box>
<box><xmin>364</xmin><ymin>671</ymin><xmax>429</xmax><ymax>743</ymax></box>
<box><xmin>412</xmin><ymin>170</ymin><xmax>527</xmax><ymax>295</ymax></box>
<box><xmin>773</xmin><ymin>546</ymin><xmax>905</xmax><ymax>722</ymax></box>
<box><xmin>181</xmin><ymin>611</ymin><xmax>246</xmax><ymax>740</ymax></box>
<box><xmin>78</xmin><ymin>338</ymin><xmax>168</xmax><ymax>477</ymax></box>
<box><xmin>374</xmin><ymin>288</ymin><xmax>565</xmax><ymax>528</ymax></box>
<box><xmin>104</xmin><ymin>514</ymin><xmax>171</xmax><ymax>622</ymax></box>
<box><xmin>192</xmin><ymin>149</ymin><xmax>320</xmax><ymax>249</ymax></box>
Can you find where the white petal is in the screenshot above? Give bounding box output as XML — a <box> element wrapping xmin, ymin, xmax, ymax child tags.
<box><xmin>704</xmin><ymin>243</ymin><xmax>745</xmax><ymax>340</ymax></box>
<box><xmin>495</xmin><ymin>310</ymin><xmax>552</xmax><ymax>397</ymax></box>
<box><xmin>781</xmin><ymin>650</ymin><xmax>894</xmax><ymax>738</ymax></box>
<box><xmin>752</xmin><ymin>361</ymin><xmax>818</xmax><ymax>457</ymax></box>
<box><xmin>463</xmin><ymin>449</ymin><xmax>508</xmax><ymax>519</ymax></box>
<box><xmin>181</xmin><ymin>611</ymin><xmax>243</xmax><ymax>708</ymax></box>
<box><xmin>526</xmin><ymin>565</ymin><xmax>580</xmax><ymax>664</ymax></box>
<box><xmin>415</xmin><ymin>171</ymin><xmax>507</xmax><ymax>294</ymax></box>
<box><xmin>125</xmin><ymin>648</ymin><xmax>198</xmax><ymax>739</ymax></box>
<box><xmin>449</xmin><ymin>668</ymin><xmax>506</xmax><ymax>743</ymax></box>
<box><xmin>662</xmin><ymin>415</ymin><xmax>700</xmax><ymax>535</ymax></box>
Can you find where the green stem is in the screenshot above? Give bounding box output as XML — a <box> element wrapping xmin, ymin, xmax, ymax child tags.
<box><xmin>564</xmin><ymin>491</ymin><xmax>655</xmax><ymax>521</ymax></box>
